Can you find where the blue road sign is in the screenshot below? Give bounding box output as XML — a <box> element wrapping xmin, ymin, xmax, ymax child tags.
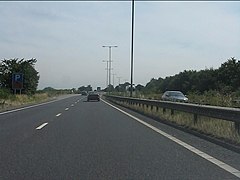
<box><xmin>12</xmin><ymin>73</ymin><xmax>23</xmax><ymax>89</ymax></box>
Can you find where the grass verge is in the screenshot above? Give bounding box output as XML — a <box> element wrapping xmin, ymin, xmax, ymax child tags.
<box><xmin>108</xmin><ymin>98</ymin><xmax>240</xmax><ymax>145</ymax></box>
<box><xmin>0</xmin><ymin>93</ymin><xmax>54</xmax><ymax>111</ymax></box>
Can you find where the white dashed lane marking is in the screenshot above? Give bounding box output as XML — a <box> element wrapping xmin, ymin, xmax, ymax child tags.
<box><xmin>36</xmin><ymin>123</ymin><xmax>48</xmax><ymax>130</ymax></box>
<box><xmin>56</xmin><ymin>113</ymin><xmax>62</xmax><ymax>117</ymax></box>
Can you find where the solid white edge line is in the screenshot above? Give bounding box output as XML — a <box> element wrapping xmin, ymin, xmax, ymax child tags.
<box><xmin>101</xmin><ymin>99</ymin><xmax>240</xmax><ymax>178</ymax></box>
<box><xmin>36</xmin><ymin>122</ymin><xmax>48</xmax><ymax>130</ymax></box>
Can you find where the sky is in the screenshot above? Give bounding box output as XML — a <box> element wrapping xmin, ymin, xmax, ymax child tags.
<box><xmin>0</xmin><ymin>1</ymin><xmax>240</xmax><ymax>90</ymax></box>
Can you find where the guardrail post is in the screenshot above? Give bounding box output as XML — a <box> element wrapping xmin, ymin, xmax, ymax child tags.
<box><xmin>151</xmin><ymin>105</ymin><xmax>153</xmax><ymax>111</ymax></box>
<box><xmin>234</xmin><ymin>122</ymin><xmax>240</xmax><ymax>134</ymax></box>
<box><xmin>171</xmin><ymin>109</ymin><xmax>174</xmax><ymax>115</ymax></box>
<box><xmin>194</xmin><ymin>114</ymin><xmax>198</xmax><ymax>125</ymax></box>
<box><xmin>156</xmin><ymin>106</ymin><xmax>159</xmax><ymax>112</ymax></box>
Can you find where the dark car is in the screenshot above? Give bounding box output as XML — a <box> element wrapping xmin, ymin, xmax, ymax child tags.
<box><xmin>87</xmin><ymin>93</ymin><xmax>100</xmax><ymax>102</ymax></box>
<box><xmin>81</xmin><ymin>91</ymin><xmax>88</xmax><ymax>96</ymax></box>
<box><xmin>162</xmin><ymin>91</ymin><xmax>188</xmax><ymax>102</ymax></box>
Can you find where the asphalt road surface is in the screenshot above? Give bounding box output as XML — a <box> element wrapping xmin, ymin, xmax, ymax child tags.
<box><xmin>1</xmin><ymin>94</ymin><xmax>240</xmax><ymax>180</ymax></box>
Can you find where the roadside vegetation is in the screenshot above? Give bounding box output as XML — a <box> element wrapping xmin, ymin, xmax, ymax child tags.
<box><xmin>107</xmin><ymin>57</ymin><xmax>240</xmax><ymax>108</ymax></box>
<box><xmin>104</xmin><ymin>57</ymin><xmax>240</xmax><ymax>145</ymax></box>
<box><xmin>107</xmin><ymin>98</ymin><xmax>240</xmax><ymax>145</ymax></box>
<box><xmin>0</xmin><ymin>87</ymin><xmax>74</xmax><ymax>111</ymax></box>
<box><xmin>0</xmin><ymin>58</ymin><xmax>74</xmax><ymax>111</ymax></box>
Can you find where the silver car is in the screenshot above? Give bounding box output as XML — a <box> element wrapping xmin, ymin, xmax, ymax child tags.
<box><xmin>162</xmin><ymin>91</ymin><xmax>188</xmax><ymax>102</ymax></box>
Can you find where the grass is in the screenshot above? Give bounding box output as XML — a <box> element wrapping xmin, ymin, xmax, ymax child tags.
<box><xmin>187</xmin><ymin>91</ymin><xmax>239</xmax><ymax>107</ymax></box>
<box><xmin>111</xmin><ymin>90</ymin><xmax>240</xmax><ymax>108</ymax></box>
<box><xmin>0</xmin><ymin>88</ymin><xmax>75</xmax><ymax>111</ymax></box>
<box><xmin>0</xmin><ymin>93</ymin><xmax>53</xmax><ymax>111</ymax></box>
<box><xmin>108</xmin><ymin>98</ymin><xmax>240</xmax><ymax>145</ymax></box>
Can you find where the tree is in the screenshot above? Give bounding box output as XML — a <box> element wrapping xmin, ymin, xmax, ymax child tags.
<box><xmin>42</xmin><ymin>87</ymin><xmax>56</xmax><ymax>92</ymax></box>
<box><xmin>78</xmin><ymin>85</ymin><xmax>92</xmax><ymax>92</ymax></box>
<box><xmin>78</xmin><ymin>86</ymin><xmax>86</xmax><ymax>92</ymax></box>
<box><xmin>144</xmin><ymin>78</ymin><xmax>158</xmax><ymax>93</ymax></box>
<box><xmin>86</xmin><ymin>85</ymin><xmax>92</xmax><ymax>92</ymax></box>
<box><xmin>0</xmin><ymin>58</ymin><xmax>39</xmax><ymax>94</ymax></box>
<box><xmin>191</xmin><ymin>68</ymin><xmax>217</xmax><ymax>93</ymax></box>
<box><xmin>135</xmin><ymin>84</ymin><xmax>144</xmax><ymax>91</ymax></box>
<box><xmin>217</xmin><ymin>57</ymin><xmax>240</xmax><ymax>92</ymax></box>
<box><xmin>107</xmin><ymin>84</ymin><xmax>114</xmax><ymax>92</ymax></box>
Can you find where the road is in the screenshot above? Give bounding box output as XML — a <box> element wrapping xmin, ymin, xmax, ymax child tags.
<box><xmin>1</xmin><ymin>94</ymin><xmax>240</xmax><ymax>179</ymax></box>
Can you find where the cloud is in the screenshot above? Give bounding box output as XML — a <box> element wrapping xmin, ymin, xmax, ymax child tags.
<box><xmin>133</xmin><ymin>2</ymin><xmax>240</xmax><ymax>83</ymax></box>
<box><xmin>0</xmin><ymin>2</ymin><xmax>239</xmax><ymax>89</ymax></box>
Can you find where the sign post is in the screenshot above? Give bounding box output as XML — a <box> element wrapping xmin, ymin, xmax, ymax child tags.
<box><xmin>12</xmin><ymin>73</ymin><xmax>24</xmax><ymax>94</ymax></box>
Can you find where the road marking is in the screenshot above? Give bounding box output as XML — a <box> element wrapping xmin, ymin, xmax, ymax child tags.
<box><xmin>102</xmin><ymin>99</ymin><xmax>240</xmax><ymax>178</ymax></box>
<box><xmin>56</xmin><ymin>113</ymin><xmax>62</xmax><ymax>117</ymax></box>
<box><xmin>36</xmin><ymin>123</ymin><xmax>48</xmax><ymax>130</ymax></box>
<box><xmin>65</xmin><ymin>108</ymin><xmax>69</xmax><ymax>111</ymax></box>
<box><xmin>71</xmin><ymin>104</ymin><xmax>74</xmax><ymax>107</ymax></box>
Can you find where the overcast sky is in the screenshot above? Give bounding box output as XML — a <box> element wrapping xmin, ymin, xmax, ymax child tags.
<box><xmin>0</xmin><ymin>1</ymin><xmax>240</xmax><ymax>90</ymax></box>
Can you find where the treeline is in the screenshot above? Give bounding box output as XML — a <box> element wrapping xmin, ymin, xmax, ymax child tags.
<box><xmin>39</xmin><ymin>85</ymin><xmax>94</xmax><ymax>95</ymax></box>
<box><xmin>38</xmin><ymin>87</ymin><xmax>74</xmax><ymax>96</ymax></box>
<box><xmin>142</xmin><ymin>57</ymin><xmax>240</xmax><ymax>95</ymax></box>
<box><xmin>77</xmin><ymin>85</ymin><xmax>93</xmax><ymax>93</ymax></box>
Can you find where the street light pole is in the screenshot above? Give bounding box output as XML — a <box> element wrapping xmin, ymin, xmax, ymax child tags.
<box><xmin>112</xmin><ymin>73</ymin><xmax>117</xmax><ymax>88</ymax></box>
<box><xmin>130</xmin><ymin>0</ymin><xmax>135</xmax><ymax>97</ymax></box>
<box><xmin>102</xmin><ymin>45</ymin><xmax>117</xmax><ymax>88</ymax></box>
<box><xmin>102</xmin><ymin>60</ymin><xmax>109</xmax><ymax>88</ymax></box>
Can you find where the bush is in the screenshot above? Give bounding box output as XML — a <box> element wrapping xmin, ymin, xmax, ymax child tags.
<box><xmin>0</xmin><ymin>88</ymin><xmax>10</xmax><ymax>99</ymax></box>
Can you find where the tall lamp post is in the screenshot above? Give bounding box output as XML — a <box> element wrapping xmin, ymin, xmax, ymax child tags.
<box><xmin>102</xmin><ymin>45</ymin><xmax>118</xmax><ymax>88</ymax></box>
<box><xmin>130</xmin><ymin>0</ymin><xmax>135</xmax><ymax>97</ymax></box>
<box><xmin>112</xmin><ymin>73</ymin><xmax>117</xmax><ymax>88</ymax></box>
<box><xmin>102</xmin><ymin>60</ymin><xmax>109</xmax><ymax>88</ymax></box>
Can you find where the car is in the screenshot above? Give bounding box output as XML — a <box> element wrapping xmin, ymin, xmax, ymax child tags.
<box><xmin>162</xmin><ymin>91</ymin><xmax>188</xmax><ymax>102</ymax></box>
<box><xmin>81</xmin><ymin>91</ymin><xmax>88</xmax><ymax>96</ymax></box>
<box><xmin>87</xmin><ymin>93</ymin><xmax>100</xmax><ymax>102</ymax></box>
